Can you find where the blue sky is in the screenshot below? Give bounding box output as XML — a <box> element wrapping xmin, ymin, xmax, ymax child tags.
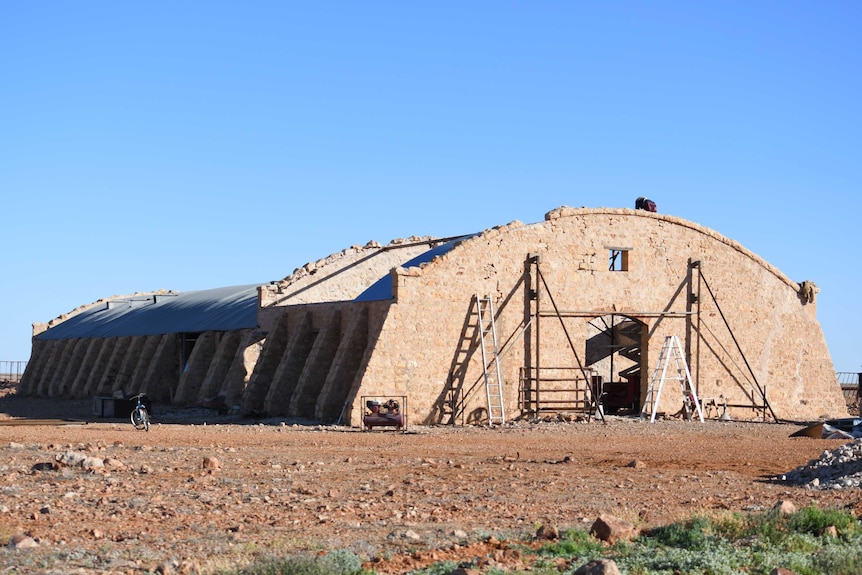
<box><xmin>2</xmin><ymin>2</ymin><xmax>859</xmax><ymax>372</ymax></box>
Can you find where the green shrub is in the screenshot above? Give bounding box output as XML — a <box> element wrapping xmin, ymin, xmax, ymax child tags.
<box><xmin>712</xmin><ymin>505</ymin><xmax>860</xmax><ymax>545</ymax></box>
<box><xmin>614</xmin><ymin>506</ymin><xmax>862</xmax><ymax>575</ymax></box>
<box><xmin>810</xmin><ymin>536</ymin><xmax>862</xmax><ymax>575</ymax></box>
<box><xmin>218</xmin><ymin>549</ymin><xmax>365</xmax><ymax>575</ymax></box>
<box><xmin>786</xmin><ymin>505</ymin><xmax>860</xmax><ymax>537</ymax></box>
<box><xmin>617</xmin><ymin>541</ymin><xmax>746</xmax><ymax>575</ymax></box>
<box><xmin>406</xmin><ymin>560</ymin><xmax>458</xmax><ymax>575</ymax></box>
<box><xmin>534</xmin><ymin>527</ymin><xmax>605</xmax><ymax>559</ymax></box>
<box><xmin>646</xmin><ymin>515</ymin><xmax>717</xmax><ymax>551</ymax></box>
<box><xmin>316</xmin><ymin>549</ymin><xmax>364</xmax><ymax>575</ymax></box>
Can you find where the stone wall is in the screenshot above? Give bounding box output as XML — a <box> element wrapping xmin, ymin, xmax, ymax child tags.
<box><xmin>258</xmin><ymin>236</ymin><xmax>442</xmax><ymax>314</ymax></box>
<box><xmin>347</xmin><ymin>207</ymin><xmax>846</xmax><ymax>425</ymax></box>
<box><xmin>19</xmin><ymin>207</ymin><xmax>845</xmax><ymax>427</ymax></box>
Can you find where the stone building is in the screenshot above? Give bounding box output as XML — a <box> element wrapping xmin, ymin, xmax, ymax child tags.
<box><xmin>20</xmin><ymin>206</ymin><xmax>848</xmax><ymax>425</ymax></box>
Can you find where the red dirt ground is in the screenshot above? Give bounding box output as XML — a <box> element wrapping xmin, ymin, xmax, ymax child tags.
<box><xmin>0</xmin><ymin>390</ymin><xmax>859</xmax><ymax>574</ymax></box>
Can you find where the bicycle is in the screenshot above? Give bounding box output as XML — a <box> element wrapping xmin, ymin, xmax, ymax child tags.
<box><xmin>130</xmin><ymin>393</ymin><xmax>150</xmax><ymax>431</ymax></box>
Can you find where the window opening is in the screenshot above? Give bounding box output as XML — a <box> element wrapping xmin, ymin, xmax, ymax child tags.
<box><xmin>607</xmin><ymin>247</ymin><xmax>631</xmax><ymax>271</ymax></box>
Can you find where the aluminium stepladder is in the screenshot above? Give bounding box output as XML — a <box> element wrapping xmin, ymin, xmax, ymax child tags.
<box><xmin>476</xmin><ymin>294</ymin><xmax>505</xmax><ymax>425</ymax></box>
<box><xmin>640</xmin><ymin>335</ymin><xmax>704</xmax><ymax>423</ymax></box>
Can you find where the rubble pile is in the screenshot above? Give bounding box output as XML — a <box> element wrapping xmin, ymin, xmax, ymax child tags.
<box><xmin>780</xmin><ymin>439</ymin><xmax>862</xmax><ymax>490</ymax></box>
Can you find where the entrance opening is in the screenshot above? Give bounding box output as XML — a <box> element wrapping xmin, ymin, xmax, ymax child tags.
<box><xmin>180</xmin><ymin>332</ymin><xmax>201</xmax><ymax>371</ymax></box>
<box><xmin>585</xmin><ymin>315</ymin><xmax>644</xmax><ymax>413</ymax></box>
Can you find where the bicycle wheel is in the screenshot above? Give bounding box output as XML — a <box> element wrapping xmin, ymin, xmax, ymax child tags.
<box><xmin>131</xmin><ymin>407</ymin><xmax>149</xmax><ymax>431</ymax></box>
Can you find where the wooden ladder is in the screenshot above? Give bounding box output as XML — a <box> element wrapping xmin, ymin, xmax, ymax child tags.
<box><xmin>477</xmin><ymin>294</ymin><xmax>505</xmax><ymax>425</ymax></box>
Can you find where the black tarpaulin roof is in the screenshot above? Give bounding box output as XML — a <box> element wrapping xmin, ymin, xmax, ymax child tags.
<box><xmin>35</xmin><ymin>284</ymin><xmax>260</xmax><ymax>340</ymax></box>
<box><xmin>354</xmin><ymin>236</ymin><xmax>470</xmax><ymax>302</ymax></box>
<box><xmin>36</xmin><ymin>236</ymin><xmax>474</xmax><ymax>341</ymax></box>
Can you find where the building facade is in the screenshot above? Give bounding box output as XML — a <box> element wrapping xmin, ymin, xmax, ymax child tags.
<box><xmin>20</xmin><ymin>207</ymin><xmax>848</xmax><ymax>425</ymax></box>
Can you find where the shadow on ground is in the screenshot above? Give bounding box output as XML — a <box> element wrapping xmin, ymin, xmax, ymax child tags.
<box><xmin>0</xmin><ymin>384</ymin><xmax>324</xmax><ymax>428</ymax></box>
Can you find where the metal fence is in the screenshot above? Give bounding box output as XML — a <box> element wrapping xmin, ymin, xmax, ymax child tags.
<box><xmin>838</xmin><ymin>372</ymin><xmax>861</xmax><ymax>406</ymax></box>
<box><xmin>0</xmin><ymin>361</ymin><xmax>27</xmax><ymax>384</ymax></box>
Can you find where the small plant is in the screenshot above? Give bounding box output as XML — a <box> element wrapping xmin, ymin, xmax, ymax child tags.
<box><xmin>620</xmin><ymin>541</ymin><xmax>747</xmax><ymax>575</ymax></box>
<box><xmin>316</xmin><ymin>549</ymin><xmax>364</xmax><ymax>575</ymax></box>
<box><xmin>407</xmin><ymin>560</ymin><xmax>458</xmax><ymax>575</ymax></box>
<box><xmin>620</xmin><ymin>506</ymin><xmax>862</xmax><ymax>575</ymax></box>
<box><xmin>786</xmin><ymin>505</ymin><xmax>860</xmax><ymax>537</ymax></box>
<box><xmin>711</xmin><ymin>505</ymin><xmax>861</xmax><ymax>547</ymax></box>
<box><xmin>810</xmin><ymin>539</ymin><xmax>862</xmax><ymax>575</ymax></box>
<box><xmin>534</xmin><ymin>527</ymin><xmax>605</xmax><ymax>559</ymax></box>
<box><xmin>217</xmin><ymin>549</ymin><xmax>366</xmax><ymax>575</ymax></box>
<box><xmin>646</xmin><ymin>515</ymin><xmax>718</xmax><ymax>551</ymax></box>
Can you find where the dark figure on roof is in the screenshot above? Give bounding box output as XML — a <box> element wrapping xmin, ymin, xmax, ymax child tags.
<box><xmin>635</xmin><ymin>197</ymin><xmax>657</xmax><ymax>212</ymax></box>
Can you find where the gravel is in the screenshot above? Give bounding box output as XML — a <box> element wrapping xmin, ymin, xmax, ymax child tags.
<box><xmin>779</xmin><ymin>439</ymin><xmax>862</xmax><ymax>490</ymax></box>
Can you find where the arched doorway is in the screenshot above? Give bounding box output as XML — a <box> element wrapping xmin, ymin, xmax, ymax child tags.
<box><xmin>585</xmin><ymin>315</ymin><xmax>645</xmax><ymax>414</ymax></box>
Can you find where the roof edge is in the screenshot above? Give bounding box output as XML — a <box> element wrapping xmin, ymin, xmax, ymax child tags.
<box><xmin>34</xmin><ymin>289</ymin><xmax>181</xmax><ymax>337</ymax></box>
<box><xmin>545</xmin><ymin>206</ymin><xmax>799</xmax><ymax>290</ymax></box>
